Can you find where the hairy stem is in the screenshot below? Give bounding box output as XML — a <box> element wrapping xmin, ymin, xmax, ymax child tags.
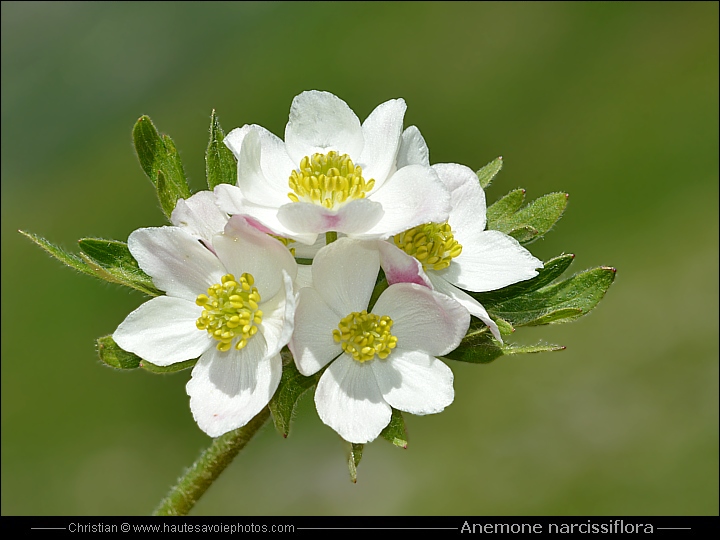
<box><xmin>152</xmin><ymin>406</ymin><xmax>271</xmax><ymax>516</ymax></box>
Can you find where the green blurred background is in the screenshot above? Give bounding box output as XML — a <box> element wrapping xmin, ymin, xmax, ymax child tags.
<box><xmin>2</xmin><ymin>1</ymin><xmax>717</xmax><ymax>516</ymax></box>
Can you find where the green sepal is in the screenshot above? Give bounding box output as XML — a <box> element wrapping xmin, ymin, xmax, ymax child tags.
<box><xmin>488</xmin><ymin>192</ymin><xmax>568</xmax><ymax>245</ymax></box>
<box><xmin>140</xmin><ymin>358</ymin><xmax>198</xmax><ymax>374</ymax></box>
<box><xmin>474</xmin><ymin>254</ymin><xmax>575</xmax><ymax>305</ymax></box>
<box><xmin>348</xmin><ymin>443</ymin><xmax>364</xmax><ymax>483</ymax></box>
<box><xmin>486</xmin><ymin>188</ymin><xmax>525</xmax><ymax>224</ymax></box>
<box><xmin>476</xmin><ymin>156</ymin><xmax>503</xmax><ymax>189</ymax></box>
<box><xmin>96</xmin><ymin>335</ymin><xmax>142</xmax><ymax>369</ymax></box>
<box><xmin>132</xmin><ymin>115</ymin><xmax>191</xmax><ymax>218</ymax></box>
<box><xmin>443</xmin><ymin>334</ymin><xmax>565</xmax><ymax>364</ymax></box>
<box><xmin>380</xmin><ymin>408</ymin><xmax>408</xmax><ymax>449</ymax></box>
<box><xmin>78</xmin><ymin>238</ymin><xmax>162</xmax><ymax>296</ymax></box>
<box><xmin>268</xmin><ymin>358</ymin><xmax>320</xmax><ymax>438</ymax></box>
<box><xmin>484</xmin><ymin>266</ymin><xmax>617</xmax><ymax>327</ymax></box>
<box><xmin>205</xmin><ymin>110</ymin><xmax>237</xmax><ymax>190</ymax></box>
<box><xmin>492</xmin><ymin>316</ymin><xmax>515</xmax><ymax>336</ymax></box>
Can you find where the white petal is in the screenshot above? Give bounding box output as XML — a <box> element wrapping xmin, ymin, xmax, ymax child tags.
<box><xmin>439</xmin><ymin>230</ymin><xmax>542</xmax><ymax>292</ymax></box>
<box><xmin>294</xmin><ymin>264</ymin><xmax>313</xmax><ymax>289</ymax></box>
<box><xmin>277</xmin><ymin>199</ymin><xmax>384</xmax><ymax>236</ymax></box>
<box><xmin>235</xmin><ymin>128</ymin><xmax>290</xmax><ymax>207</ymax></box>
<box><xmin>396</xmin><ymin>126</ymin><xmax>429</xmax><ymax>168</ymax></box>
<box><xmin>128</xmin><ymin>226</ymin><xmax>226</xmax><ymax>301</ymax></box>
<box><xmin>315</xmin><ymin>354</ymin><xmax>391</xmax><ymax>444</ymax></box>
<box><xmin>289</xmin><ymin>287</ymin><xmax>342</xmax><ymax>376</ymax></box>
<box><xmin>113</xmin><ymin>296</ymin><xmax>212</xmax><ymax>366</ymax></box>
<box><xmin>311</xmin><ymin>237</ymin><xmax>380</xmax><ymax>316</ymax></box>
<box><xmin>373</xmin><ymin>283</ymin><xmax>469</xmax><ymax>356</ymax></box>
<box><xmin>428</xmin><ymin>274</ymin><xmax>502</xmax><ymax>342</ymax></box>
<box><xmin>371</xmin><ymin>349</ymin><xmax>454</xmax><ymax>415</ymax></box>
<box><xmin>358</xmin><ymin>98</ymin><xmax>406</xmax><ymax>187</ymax></box>
<box><xmin>186</xmin><ymin>335</ymin><xmax>280</xmax><ymax>437</ymax></box>
<box><xmin>214</xmin><ymin>184</ymin><xmax>318</xmax><ymax>245</ymax></box>
<box><xmin>257</xmin><ymin>271</ymin><xmax>296</xmax><ymax>359</ymax></box>
<box><xmin>293</xmin><ymin>234</ymin><xmax>326</xmax><ymax>259</ymax></box>
<box><xmin>433</xmin><ymin>162</ymin><xmax>487</xmax><ymax>239</ymax></box>
<box><xmin>223</xmin><ymin>125</ymin><xmax>252</xmax><ymax>160</ymax></box>
<box><xmin>354</xmin><ymin>165</ymin><xmax>450</xmax><ymax>239</ymax></box>
<box><xmin>377</xmin><ymin>240</ymin><xmax>432</xmax><ymax>288</ymax></box>
<box><xmin>227</xmin><ymin>124</ymin><xmax>299</xmax><ymax>195</ymax></box>
<box><xmin>252</xmin><ymin>124</ymin><xmax>298</xmax><ymax>191</ymax></box>
<box><xmin>170</xmin><ymin>191</ymin><xmax>228</xmax><ymax>248</ymax></box>
<box><xmin>213</xmin><ymin>215</ymin><xmax>297</xmax><ymax>300</ymax></box>
<box><xmin>284</xmin><ymin>91</ymin><xmax>364</xmax><ymax>164</ymax></box>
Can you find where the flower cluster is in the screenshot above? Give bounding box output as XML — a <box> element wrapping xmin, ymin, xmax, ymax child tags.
<box><xmin>113</xmin><ymin>91</ymin><xmax>543</xmax><ymax>443</ymax></box>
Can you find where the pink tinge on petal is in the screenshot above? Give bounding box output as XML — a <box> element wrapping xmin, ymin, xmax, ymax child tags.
<box><xmin>277</xmin><ymin>198</ymin><xmax>384</xmax><ymax>236</ymax></box>
<box><xmin>377</xmin><ymin>241</ymin><xmax>432</xmax><ymax>288</ymax></box>
<box><xmin>322</xmin><ymin>214</ymin><xmax>341</xmax><ymax>229</ymax></box>
<box><xmin>232</xmin><ymin>214</ymin><xmax>277</xmax><ymax>236</ymax></box>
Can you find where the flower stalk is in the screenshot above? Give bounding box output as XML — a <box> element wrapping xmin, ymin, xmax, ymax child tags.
<box><xmin>153</xmin><ymin>406</ymin><xmax>271</xmax><ymax>516</ymax></box>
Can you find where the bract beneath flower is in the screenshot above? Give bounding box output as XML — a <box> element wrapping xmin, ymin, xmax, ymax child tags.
<box><xmin>289</xmin><ymin>237</ymin><xmax>469</xmax><ymax>444</ymax></box>
<box><xmin>215</xmin><ymin>90</ymin><xmax>451</xmax><ymax>245</ymax></box>
<box><xmin>113</xmin><ymin>216</ymin><xmax>297</xmax><ymax>437</ymax></box>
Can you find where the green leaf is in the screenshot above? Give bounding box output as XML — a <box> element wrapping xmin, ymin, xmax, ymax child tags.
<box><xmin>367</xmin><ymin>270</ymin><xmax>388</xmax><ymax>312</ymax></box>
<box><xmin>380</xmin><ymin>409</ymin><xmax>408</xmax><ymax>449</ymax></box>
<box><xmin>155</xmin><ymin>171</ymin><xmax>177</xmax><ymax>219</ymax></box>
<box><xmin>484</xmin><ymin>266</ymin><xmax>617</xmax><ymax>327</ymax></box>
<box><xmin>206</xmin><ymin>110</ymin><xmax>237</xmax><ymax>190</ymax></box>
<box><xmin>78</xmin><ymin>238</ymin><xmax>162</xmax><ymax>296</ymax></box>
<box><xmin>506</xmin><ymin>225</ymin><xmax>539</xmax><ymax>243</ymax></box>
<box><xmin>474</xmin><ymin>254</ymin><xmax>576</xmax><ymax>304</ymax></box>
<box><xmin>20</xmin><ymin>230</ymin><xmax>97</xmax><ymax>277</ymax></box>
<box><xmin>96</xmin><ymin>335</ymin><xmax>197</xmax><ymax>373</ymax></box>
<box><xmin>348</xmin><ymin>443</ymin><xmax>363</xmax><ymax>483</ymax></box>
<box><xmin>269</xmin><ymin>360</ymin><xmax>319</xmax><ymax>437</ymax></box>
<box><xmin>96</xmin><ymin>335</ymin><xmax>141</xmax><ymax>370</ymax></box>
<box><xmin>21</xmin><ymin>231</ymin><xmax>161</xmax><ymax>296</ymax></box>
<box><xmin>486</xmin><ymin>188</ymin><xmax>525</xmax><ymax>224</ymax></box>
<box><xmin>132</xmin><ymin>115</ymin><xmax>191</xmax><ymax>218</ymax></box>
<box><xmin>133</xmin><ymin>115</ymin><xmax>163</xmax><ymax>181</ymax></box>
<box><xmin>443</xmin><ymin>335</ymin><xmax>565</xmax><ymax>364</ymax></box>
<box><xmin>140</xmin><ymin>358</ymin><xmax>197</xmax><ymax>374</ymax></box>
<box><xmin>476</xmin><ymin>156</ymin><xmax>503</xmax><ymax>189</ymax></box>
<box><xmin>489</xmin><ymin>192</ymin><xmax>568</xmax><ymax>244</ymax></box>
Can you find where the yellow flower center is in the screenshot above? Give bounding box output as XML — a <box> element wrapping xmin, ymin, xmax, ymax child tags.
<box><xmin>195</xmin><ymin>273</ymin><xmax>263</xmax><ymax>352</ymax></box>
<box><xmin>288</xmin><ymin>151</ymin><xmax>375</xmax><ymax>209</ymax></box>
<box><xmin>393</xmin><ymin>222</ymin><xmax>463</xmax><ymax>271</ymax></box>
<box><xmin>333</xmin><ymin>310</ymin><xmax>398</xmax><ymax>363</ymax></box>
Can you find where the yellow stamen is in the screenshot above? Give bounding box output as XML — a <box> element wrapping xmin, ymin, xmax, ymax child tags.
<box><xmin>332</xmin><ymin>310</ymin><xmax>398</xmax><ymax>363</ymax></box>
<box><xmin>392</xmin><ymin>222</ymin><xmax>463</xmax><ymax>271</ymax></box>
<box><xmin>288</xmin><ymin>151</ymin><xmax>374</xmax><ymax>209</ymax></box>
<box><xmin>195</xmin><ymin>273</ymin><xmax>263</xmax><ymax>351</ymax></box>
<box><xmin>270</xmin><ymin>234</ymin><xmax>296</xmax><ymax>256</ymax></box>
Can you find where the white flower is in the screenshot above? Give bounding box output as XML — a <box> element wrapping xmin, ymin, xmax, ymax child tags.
<box><xmin>113</xmin><ymin>215</ymin><xmax>297</xmax><ymax>437</ymax></box>
<box><xmin>289</xmin><ymin>238</ymin><xmax>469</xmax><ymax>444</ymax></box>
<box><xmin>379</xmin><ymin>162</ymin><xmax>543</xmax><ymax>341</ymax></box>
<box><xmin>171</xmin><ymin>190</ymin><xmax>315</xmax><ymax>290</ymax></box>
<box><xmin>215</xmin><ymin>90</ymin><xmax>450</xmax><ymax>246</ymax></box>
<box><xmin>170</xmin><ymin>190</ymin><xmax>229</xmax><ymax>250</ymax></box>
